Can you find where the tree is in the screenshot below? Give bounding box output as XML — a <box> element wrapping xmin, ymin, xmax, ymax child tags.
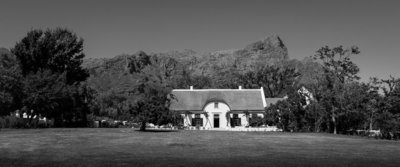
<box><xmin>9</xmin><ymin>28</ymin><xmax>93</xmax><ymax>126</ymax></box>
<box><xmin>12</xmin><ymin>28</ymin><xmax>88</xmax><ymax>84</ymax></box>
<box><xmin>376</xmin><ymin>76</ymin><xmax>400</xmax><ymax>139</ymax></box>
<box><xmin>21</xmin><ymin>69</ymin><xmax>95</xmax><ymax>127</ymax></box>
<box><xmin>0</xmin><ymin>69</ymin><xmax>23</xmax><ymax>115</ymax></box>
<box><xmin>21</xmin><ymin>70</ymin><xmax>67</xmax><ymax>123</ymax></box>
<box><xmin>339</xmin><ymin>82</ymin><xmax>370</xmax><ymax>131</ymax></box>
<box><xmin>131</xmin><ymin>65</ymin><xmax>174</xmax><ymax>131</ymax></box>
<box><xmin>238</xmin><ymin>61</ymin><xmax>300</xmax><ymax>97</ymax></box>
<box><xmin>363</xmin><ymin>78</ymin><xmax>383</xmax><ymax>131</ymax></box>
<box><xmin>312</xmin><ymin>46</ymin><xmax>360</xmax><ymax>134</ymax></box>
<box><xmin>0</xmin><ymin>49</ymin><xmax>23</xmax><ymax>115</ymax></box>
<box><xmin>381</xmin><ymin>76</ymin><xmax>400</xmax><ymax>116</ymax></box>
<box><xmin>304</xmin><ymin>101</ymin><xmax>327</xmax><ymax>132</ymax></box>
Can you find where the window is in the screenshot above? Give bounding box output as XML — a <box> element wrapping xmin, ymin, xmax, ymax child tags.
<box><xmin>249</xmin><ymin>114</ymin><xmax>258</xmax><ymax>125</ymax></box>
<box><xmin>192</xmin><ymin>114</ymin><xmax>203</xmax><ymax>126</ymax></box>
<box><xmin>214</xmin><ymin>102</ymin><xmax>218</xmax><ymax>108</ymax></box>
<box><xmin>230</xmin><ymin>114</ymin><xmax>241</xmax><ymax>127</ymax></box>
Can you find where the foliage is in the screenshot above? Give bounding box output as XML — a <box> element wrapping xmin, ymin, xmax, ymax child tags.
<box><xmin>311</xmin><ymin>45</ymin><xmax>360</xmax><ymax>134</ymax></box>
<box><xmin>266</xmin><ymin>89</ymin><xmax>309</xmax><ymax>132</ymax></box>
<box><xmin>12</xmin><ymin>28</ymin><xmax>89</xmax><ymax>84</ymax></box>
<box><xmin>20</xmin><ymin>70</ymin><xmax>93</xmax><ymax>127</ymax></box>
<box><xmin>238</xmin><ymin>62</ymin><xmax>300</xmax><ymax>97</ymax></box>
<box><xmin>0</xmin><ymin>49</ymin><xmax>24</xmax><ymax>115</ymax></box>
<box><xmin>0</xmin><ymin>67</ymin><xmax>23</xmax><ymax>115</ymax></box>
<box><xmin>0</xmin><ymin>116</ymin><xmax>27</xmax><ymax>128</ymax></box>
<box><xmin>131</xmin><ymin>65</ymin><xmax>175</xmax><ymax>131</ymax></box>
<box><xmin>21</xmin><ymin>70</ymin><xmax>67</xmax><ymax>118</ymax></box>
<box><xmin>93</xmin><ymin>92</ymin><xmax>130</xmax><ymax>120</ymax></box>
<box><xmin>249</xmin><ymin>116</ymin><xmax>264</xmax><ymax>127</ymax></box>
<box><xmin>375</xmin><ymin>76</ymin><xmax>400</xmax><ymax>139</ymax></box>
<box><xmin>1</xmin><ymin>28</ymin><xmax>93</xmax><ymax>127</ymax></box>
<box><xmin>128</xmin><ymin>51</ymin><xmax>151</xmax><ymax>73</ymax></box>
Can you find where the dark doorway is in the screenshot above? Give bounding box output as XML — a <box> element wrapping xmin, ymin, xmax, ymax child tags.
<box><xmin>213</xmin><ymin>114</ymin><xmax>220</xmax><ymax>128</ymax></box>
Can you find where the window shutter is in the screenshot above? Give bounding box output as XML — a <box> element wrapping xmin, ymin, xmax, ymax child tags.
<box><xmin>192</xmin><ymin>118</ymin><xmax>195</xmax><ymax>126</ymax></box>
<box><xmin>200</xmin><ymin>118</ymin><xmax>203</xmax><ymax>126</ymax></box>
<box><xmin>238</xmin><ymin>119</ymin><xmax>241</xmax><ymax>126</ymax></box>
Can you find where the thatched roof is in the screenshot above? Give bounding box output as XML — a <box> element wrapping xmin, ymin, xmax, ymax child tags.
<box><xmin>169</xmin><ymin>88</ymin><xmax>267</xmax><ymax>111</ymax></box>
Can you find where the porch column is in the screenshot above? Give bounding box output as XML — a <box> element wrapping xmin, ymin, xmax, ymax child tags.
<box><xmin>225</xmin><ymin>112</ymin><xmax>231</xmax><ymax>127</ymax></box>
<box><xmin>183</xmin><ymin>111</ymin><xmax>192</xmax><ymax>127</ymax></box>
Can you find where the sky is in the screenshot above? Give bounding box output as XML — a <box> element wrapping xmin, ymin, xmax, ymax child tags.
<box><xmin>0</xmin><ymin>0</ymin><xmax>399</xmax><ymax>82</ymax></box>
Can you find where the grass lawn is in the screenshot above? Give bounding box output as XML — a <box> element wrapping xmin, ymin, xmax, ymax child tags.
<box><xmin>0</xmin><ymin>129</ymin><xmax>399</xmax><ymax>167</ymax></box>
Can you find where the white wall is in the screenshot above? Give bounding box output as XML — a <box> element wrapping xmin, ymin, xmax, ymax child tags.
<box><xmin>181</xmin><ymin>102</ymin><xmax>266</xmax><ymax>129</ymax></box>
<box><xmin>203</xmin><ymin>102</ymin><xmax>230</xmax><ymax>129</ymax></box>
<box><xmin>181</xmin><ymin>102</ymin><xmax>231</xmax><ymax>129</ymax></box>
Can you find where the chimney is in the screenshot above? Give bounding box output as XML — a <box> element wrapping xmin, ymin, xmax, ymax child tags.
<box><xmin>238</xmin><ymin>86</ymin><xmax>242</xmax><ymax>90</ymax></box>
<box><xmin>190</xmin><ymin>86</ymin><xmax>193</xmax><ymax>90</ymax></box>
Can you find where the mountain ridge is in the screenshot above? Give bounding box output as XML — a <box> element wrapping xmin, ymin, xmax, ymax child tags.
<box><xmin>83</xmin><ymin>35</ymin><xmax>289</xmax><ymax>74</ymax></box>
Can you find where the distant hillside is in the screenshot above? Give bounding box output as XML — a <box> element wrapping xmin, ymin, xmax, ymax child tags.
<box><xmin>194</xmin><ymin>35</ymin><xmax>288</xmax><ymax>76</ymax></box>
<box><xmin>82</xmin><ymin>35</ymin><xmax>291</xmax><ymax>92</ymax></box>
<box><xmin>83</xmin><ymin>35</ymin><xmax>288</xmax><ymax>75</ymax></box>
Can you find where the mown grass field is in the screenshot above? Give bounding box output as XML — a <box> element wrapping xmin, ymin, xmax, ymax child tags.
<box><xmin>0</xmin><ymin>128</ymin><xmax>399</xmax><ymax>167</ymax></box>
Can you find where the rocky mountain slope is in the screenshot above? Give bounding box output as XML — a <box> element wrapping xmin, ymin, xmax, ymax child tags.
<box><xmin>83</xmin><ymin>35</ymin><xmax>289</xmax><ymax>76</ymax></box>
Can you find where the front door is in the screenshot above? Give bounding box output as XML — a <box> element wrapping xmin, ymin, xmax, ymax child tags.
<box><xmin>213</xmin><ymin>114</ymin><xmax>220</xmax><ymax>128</ymax></box>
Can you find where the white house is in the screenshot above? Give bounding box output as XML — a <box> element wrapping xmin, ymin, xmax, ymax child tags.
<box><xmin>169</xmin><ymin>86</ymin><xmax>282</xmax><ymax>130</ymax></box>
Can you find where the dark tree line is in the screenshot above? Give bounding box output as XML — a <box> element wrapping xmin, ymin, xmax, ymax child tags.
<box><xmin>266</xmin><ymin>46</ymin><xmax>400</xmax><ymax>139</ymax></box>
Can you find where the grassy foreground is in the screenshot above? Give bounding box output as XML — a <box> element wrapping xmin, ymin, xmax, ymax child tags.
<box><xmin>0</xmin><ymin>129</ymin><xmax>399</xmax><ymax>167</ymax></box>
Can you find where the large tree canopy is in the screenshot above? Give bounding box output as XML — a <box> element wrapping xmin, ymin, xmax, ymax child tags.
<box><xmin>1</xmin><ymin>28</ymin><xmax>93</xmax><ymax>127</ymax></box>
<box><xmin>12</xmin><ymin>28</ymin><xmax>88</xmax><ymax>84</ymax></box>
<box><xmin>312</xmin><ymin>46</ymin><xmax>360</xmax><ymax>134</ymax></box>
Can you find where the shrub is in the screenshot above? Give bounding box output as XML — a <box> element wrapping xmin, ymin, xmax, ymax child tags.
<box><xmin>249</xmin><ymin>116</ymin><xmax>264</xmax><ymax>127</ymax></box>
<box><xmin>0</xmin><ymin>116</ymin><xmax>29</xmax><ymax>128</ymax></box>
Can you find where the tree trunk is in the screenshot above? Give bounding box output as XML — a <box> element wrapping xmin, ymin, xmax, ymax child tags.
<box><xmin>314</xmin><ymin>121</ymin><xmax>320</xmax><ymax>133</ymax></box>
<box><xmin>140</xmin><ymin>121</ymin><xmax>146</xmax><ymax>131</ymax></box>
<box><xmin>369</xmin><ymin>115</ymin><xmax>373</xmax><ymax>131</ymax></box>
<box><xmin>369</xmin><ymin>113</ymin><xmax>374</xmax><ymax>131</ymax></box>
<box><xmin>54</xmin><ymin>113</ymin><xmax>63</xmax><ymax>127</ymax></box>
<box><xmin>332</xmin><ymin>115</ymin><xmax>337</xmax><ymax>134</ymax></box>
<box><xmin>82</xmin><ymin>107</ymin><xmax>88</xmax><ymax>127</ymax></box>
